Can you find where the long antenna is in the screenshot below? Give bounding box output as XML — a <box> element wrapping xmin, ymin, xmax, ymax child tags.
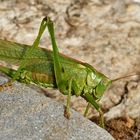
<box><xmin>112</xmin><ymin>72</ymin><xmax>140</xmax><ymax>82</ymax></box>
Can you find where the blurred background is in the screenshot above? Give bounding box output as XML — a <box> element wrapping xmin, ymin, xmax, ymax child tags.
<box><xmin>0</xmin><ymin>0</ymin><xmax>140</xmax><ymax>139</ymax></box>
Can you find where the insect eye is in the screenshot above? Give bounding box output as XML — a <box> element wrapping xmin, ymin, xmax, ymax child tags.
<box><xmin>101</xmin><ymin>78</ymin><xmax>111</xmax><ymax>87</ymax></box>
<box><xmin>102</xmin><ymin>79</ymin><xmax>107</xmax><ymax>85</ymax></box>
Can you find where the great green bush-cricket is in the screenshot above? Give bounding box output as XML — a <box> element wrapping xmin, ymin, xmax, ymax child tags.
<box><xmin>0</xmin><ymin>17</ymin><xmax>139</xmax><ymax>128</ymax></box>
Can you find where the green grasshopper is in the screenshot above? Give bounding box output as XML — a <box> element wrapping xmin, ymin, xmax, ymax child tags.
<box><xmin>0</xmin><ymin>17</ymin><xmax>139</xmax><ymax>128</ymax></box>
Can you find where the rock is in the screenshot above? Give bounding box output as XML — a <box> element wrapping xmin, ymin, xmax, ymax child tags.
<box><xmin>105</xmin><ymin>79</ymin><xmax>140</xmax><ymax>120</ymax></box>
<box><xmin>0</xmin><ymin>75</ymin><xmax>114</xmax><ymax>140</ymax></box>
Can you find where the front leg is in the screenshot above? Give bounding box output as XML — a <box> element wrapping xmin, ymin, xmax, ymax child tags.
<box><xmin>84</xmin><ymin>102</ymin><xmax>91</xmax><ymax>117</ymax></box>
<box><xmin>82</xmin><ymin>92</ymin><xmax>105</xmax><ymax>128</ymax></box>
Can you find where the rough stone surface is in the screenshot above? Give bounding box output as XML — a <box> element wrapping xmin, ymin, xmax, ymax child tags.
<box><xmin>0</xmin><ymin>75</ymin><xmax>114</xmax><ymax>140</ymax></box>
<box><xmin>0</xmin><ymin>0</ymin><xmax>140</xmax><ymax>124</ymax></box>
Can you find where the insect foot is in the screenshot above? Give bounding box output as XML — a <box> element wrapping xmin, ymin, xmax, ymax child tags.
<box><xmin>0</xmin><ymin>80</ymin><xmax>13</xmax><ymax>92</ymax></box>
<box><xmin>64</xmin><ymin>106</ymin><xmax>71</xmax><ymax>119</ymax></box>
